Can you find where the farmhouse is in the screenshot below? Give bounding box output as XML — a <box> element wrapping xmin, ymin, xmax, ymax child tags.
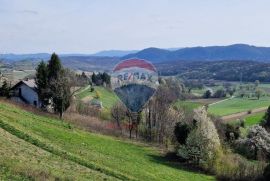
<box><xmin>10</xmin><ymin>79</ymin><xmax>41</xmax><ymax>107</ymax></box>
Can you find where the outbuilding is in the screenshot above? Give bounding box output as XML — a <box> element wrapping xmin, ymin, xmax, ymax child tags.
<box><xmin>10</xmin><ymin>79</ymin><xmax>40</xmax><ymax>107</ymax></box>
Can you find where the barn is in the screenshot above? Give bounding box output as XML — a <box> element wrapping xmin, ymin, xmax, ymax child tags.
<box><xmin>10</xmin><ymin>79</ymin><xmax>41</xmax><ymax>107</ymax></box>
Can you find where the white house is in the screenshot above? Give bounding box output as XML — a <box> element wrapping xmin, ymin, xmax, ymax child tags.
<box><xmin>11</xmin><ymin>79</ymin><xmax>41</xmax><ymax>107</ymax></box>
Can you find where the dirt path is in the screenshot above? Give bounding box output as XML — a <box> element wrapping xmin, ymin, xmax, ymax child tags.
<box><xmin>221</xmin><ymin>106</ymin><xmax>268</xmax><ymax>122</ymax></box>
<box><xmin>209</xmin><ymin>96</ymin><xmax>235</xmax><ymax>106</ymax></box>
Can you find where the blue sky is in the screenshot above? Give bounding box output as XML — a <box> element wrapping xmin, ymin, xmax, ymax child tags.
<box><xmin>1</xmin><ymin>0</ymin><xmax>270</xmax><ymax>53</ymax></box>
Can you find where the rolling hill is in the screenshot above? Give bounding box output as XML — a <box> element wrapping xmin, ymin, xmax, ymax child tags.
<box><xmin>0</xmin><ymin>100</ymin><xmax>214</xmax><ymax>181</ymax></box>
<box><xmin>123</xmin><ymin>44</ymin><xmax>270</xmax><ymax>62</ymax></box>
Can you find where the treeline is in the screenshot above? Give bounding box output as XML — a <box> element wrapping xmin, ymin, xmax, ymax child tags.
<box><xmin>156</xmin><ymin>60</ymin><xmax>270</xmax><ymax>82</ymax></box>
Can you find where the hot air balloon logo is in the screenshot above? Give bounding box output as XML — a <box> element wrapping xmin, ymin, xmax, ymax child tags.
<box><xmin>111</xmin><ymin>58</ymin><xmax>159</xmax><ymax>113</ymax></box>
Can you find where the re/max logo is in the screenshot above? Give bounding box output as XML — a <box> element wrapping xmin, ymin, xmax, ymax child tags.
<box><xmin>117</xmin><ymin>72</ymin><xmax>153</xmax><ymax>81</ymax></box>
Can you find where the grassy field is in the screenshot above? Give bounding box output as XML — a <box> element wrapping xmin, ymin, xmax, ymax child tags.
<box><xmin>174</xmin><ymin>100</ymin><xmax>202</xmax><ymax>113</ymax></box>
<box><xmin>0</xmin><ymin>101</ymin><xmax>214</xmax><ymax>181</ymax></box>
<box><xmin>76</xmin><ymin>86</ymin><xmax>119</xmax><ymax>109</ymax></box>
<box><xmin>208</xmin><ymin>97</ymin><xmax>270</xmax><ymax>116</ymax></box>
<box><xmin>244</xmin><ymin>112</ymin><xmax>264</xmax><ymax>127</ymax></box>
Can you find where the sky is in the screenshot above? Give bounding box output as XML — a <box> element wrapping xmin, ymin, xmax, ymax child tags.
<box><xmin>1</xmin><ymin>0</ymin><xmax>270</xmax><ymax>54</ymax></box>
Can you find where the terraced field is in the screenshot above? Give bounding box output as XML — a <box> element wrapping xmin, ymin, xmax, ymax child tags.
<box><xmin>0</xmin><ymin>101</ymin><xmax>214</xmax><ymax>181</ymax></box>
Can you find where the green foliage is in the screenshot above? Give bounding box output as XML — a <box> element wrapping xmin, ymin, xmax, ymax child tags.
<box><xmin>261</xmin><ymin>106</ymin><xmax>270</xmax><ymax>129</ymax></box>
<box><xmin>0</xmin><ymin>80</ymin><xmax>10</xmax><ymax>97</ymax></box>
<box><xmin>47</xmin><ymin>53</ymin><xmax>62</xmax><ymax>81</ymax></box>
<box><xmin>174</xmin><ymin>122</ymin><xmax>191</xmax><ymax>145</ymax></box>
<box><xmin>91</xmin><ymin>72</ymin><xmax>111</xmax><ymax>86</ymax></box>
<box><xmin>264</xmin><ymin>164</ymin><xmax>270</xmax><ymax>180</ymax></box>
<box><xmin>235</xmin><ymin>125</ymin><xmax>270</xmax><ymax>160</ymax></box>
<box><xmin>36</xmin><ymin>53</ymin><xmax>72</xmax><ymax>118</ymax></box>
<box><xmin>35</xmin><ymin>61</ymin><xmax>49</xmax><ymax>107</ymax></box>
<box><xmin>225</xmin><ymin>124</ymin><xmax>240</xmax><ymax>141</ymax></box>
<box><xmin>203</xmin><ymin>90</ymin><xmax>212</xmax><ymax>99</ymax></box>
<box><xmin>212</xmin><ymin>89</ymin><xmax>226</xmax><ymax>98</ymax></box>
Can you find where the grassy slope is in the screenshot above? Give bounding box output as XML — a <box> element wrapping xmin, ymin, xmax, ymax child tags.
<box><xmin>0</xmin><ymin>101</ymin><xmax>214</xmax><ymax>181</ymax></box>
<box><xmin>208</xmin><ymin>97</ymin><xmax>270</xmax><ymax>116</ymax></box>
<box><xmin>76</xmin><ymin>86</ymin><xmax>119</xmax><ymax>109</ymax></box>
<box><xmin>243</xmin><ymin>112</ymin><xmax>264</xmax><ymax>127</ymax></box>
<box><xmin>0</xmin><ymin>128</ymin><xmax>113</xmax><ymax>181</ymax></box>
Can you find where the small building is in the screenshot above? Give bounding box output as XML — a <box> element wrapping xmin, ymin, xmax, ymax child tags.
<box><xmin>10</xmin><ymin>79</ymin><xmax>40</xmax><ymax>107</ymax></box>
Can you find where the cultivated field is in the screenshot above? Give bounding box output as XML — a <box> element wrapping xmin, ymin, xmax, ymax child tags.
<box><xmin>208</xmin><ymin>97</ymin><xmax>270</xmax><ymax>116</ymax></box>
<box><xmin>0</xmin><ymin>101</ymin><xmax>214</xmax><ymax>181</ymax></box>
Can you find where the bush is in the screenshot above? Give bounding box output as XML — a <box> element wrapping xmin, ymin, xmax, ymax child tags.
<box><xmin>203</xmin><ymin>90</ymin><xmax>212</xmax><ymax>99</ymax></box>
<box><xmin>90</xmin><ymin>87</ymin><xmax>95</xmax><ymax>92</ymax></box>
<box><xmin>263</xmin><ymin>164</ymin><xmax>270</xmax><ymax>180</ymax></box>
<box><xmin>177</xmin><ymin>107</ymin><xmax>221</xmax><ymax>170</ymax></box>
<box><xmin>213</xmin><ymin>89</ymin><xmax>226</xmax><ymax>98</ymax></box>
<box><xmin>234</xmin><ymin>125</ymin><xmax>270</xmax><ymax>160</ymax></box>
<box><xmin>174</xmin><ymin>122</ymin><xmax>191</xmax><ymax>145</ymax></box>
<box><xmin>225</xmin><ymin>124</ymin><xmax>240</xmax><ymax>141</ymax></box>
<box><xmin>214</xmin><ymin>150</ymin><xmax>266</xmax><ymax>181</ymax></box>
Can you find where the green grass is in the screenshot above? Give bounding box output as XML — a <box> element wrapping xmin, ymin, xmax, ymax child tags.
<box><xmin>76</xmin><ymin>86</ymin><xmax>119</xmax><ymax>109</ymax></box>
<box><xmin>174</xmin><ymin>100</ymin><xmax>202</xmax><ymax>113</ymax></box>
<box><xmin>208</xmin><ymin>97</ymin><xmax>270</xmax><ymax>116</ymax></box>
<box><xmin>244</xmin><ymin>112</ymin><xmax>264</xmax><ymax>127</ymax></box>
<box><xmin>0</xmin><ymin>101</ymin><xmax>214</xmax><ymax>181</ymax></box>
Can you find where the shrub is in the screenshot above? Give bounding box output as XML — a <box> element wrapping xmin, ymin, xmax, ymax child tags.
<box><xmin>90</xmin><ymin>87</ymin><xmax>95</xmax><ymax>92</ymax></box>
<box><xmin>263</xmin><ymin>164</ymin><xmax>270</xmax><ymax>180</ymax></box>
<box><xmin>214</xmin><ymin>150</ymin><xmax>266</xmax><ymax>181</ymax></box>
<box><xmin>94</xmin><ymin>90</ymin><xmax>101</xmax><ymax>99</ymax></box>
<box><xmin>235</xmin><ymin>125</ymin><xmax>270</xmax><ymax>160</ymax></box>
<box><xmin>225</xmin><ymin>124</ymin><xmax>240</xmax><ymax>141</ymax></box>
<box><xmin>261</xmin><ymin>106</ymin><xmax>270</xmax><ymax>130</ymax></box>
<box><xmin>177</xmin><ymin>107</ymin><xmax>221</xmax><ymax>170</ymax></box>
<box><xmin>213</xmin><ymin>89</ymin><xmax>226</xmax><ymax>98</ymax></box>
<box><xmin>203</xmin><ymin>90</ymin><xmax>212</xmax><ymax>98</ymax></box>
<box><xmin>174</xmin><ymin>122</ymin><xmax>191</xmax><ymax>145</ymax></box>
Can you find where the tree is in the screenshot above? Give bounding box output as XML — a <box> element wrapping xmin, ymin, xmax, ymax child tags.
<box><xmin>35</xmin><ymin>61</ymin><xmax>49</xmax><ymax>107</ymax></box>
<box><xmin>235</xmin><ymin>125</ymin><xmax>270</xmax><ymax>160</ymax></box>
<box><xmin>50</xmin><ymin>69</ymin><xmax>72</xmax><ymax>119</ymax></box>
<box><xmin>203</xmin><ymin>90</ymin><xmax>212</xmax><ymax>99</ymax></box>
<box><xmin>111</xmin><ymin>102</ymin><xmax>126</xmax><ymax>129</ymax></box>
<box><xmin>261</xmin><ymin>106</ymin><xmax>270</xmax><ymax>130</ymax></box>
<box><xmin>0</xmin><ymin>80</ymin><xmax>10</xmax><ymax>97</ymax></box>
<box><xmin>255</xmin><ymin>80</ymin><xmax>260</xmax><ymax>87</ymax></box>
<box><xmin>177</xmin><ymin>107</ymin><xmax>221</xmax><ymax>169</ymax></box>
<box><xmin>255</xmin><ymin>88</ymin><xmax>263</xmax><ymax>100</ymax></box>
<box><xmin>47</xmin><ymin>53</ymin><xmax>62</xmax><ymax>81</ymax></box>
<box><xmin>213</xmin><ymin>89</ymin><xmax>226</xmax><ymax>98</ymax></box>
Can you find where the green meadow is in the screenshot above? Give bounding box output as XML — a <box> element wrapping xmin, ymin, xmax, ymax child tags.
<box><xmin>0</xmin><ymin>101</ymin><xmax>214</xmax><ymax>181</ymax></box>
<box><xmin>208</xmin><ymin>97</ymin><xmax>270</xmax><ymax>116</ymax></box>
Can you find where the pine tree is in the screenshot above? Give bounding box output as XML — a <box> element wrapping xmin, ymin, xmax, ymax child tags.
<box><xmin>91</xmin><ymin>73</ymin><xmax>97</xmax><ymax>85</ymax></box>
<box><xmin>0</xmin><ymin>80</ymin><xmax>10</xmax><ymax>97</ymax></box>
<box><xmin>35</xmin><ymin>61</ymin><xmax>49</xmax><ymax>107</ymax></box>
<box><xmin>47</xmin><ymin>53</ymin><xmax>62</xmax><ymax>81</ymax></box>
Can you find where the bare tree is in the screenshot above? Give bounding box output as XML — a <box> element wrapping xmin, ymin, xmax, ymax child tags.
<box><xmin>111</xmin><ymin>102</ymin><xmax>126</xmax><ymax>130</ymax></box>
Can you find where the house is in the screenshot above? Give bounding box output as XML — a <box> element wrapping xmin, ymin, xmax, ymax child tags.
<box><xmin>10</xmin><ymin>79</ymin><xmax>41</xmax><ymax>107</ymax></box>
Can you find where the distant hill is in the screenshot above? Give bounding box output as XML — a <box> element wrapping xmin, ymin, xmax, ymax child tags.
<box><xmin>92</xmin><ymin>50</ymin><xmax>138</xmax><ymax>57</ymax></box>
<box><xmin>123</xmin><ymin>44</ymin><xmax>270</xmax><ymax>62</ymax></box>
<box><xmin>0</xmin><ymin>53</ymin><xmax>51</xmax><ymax>62</ymax></box>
